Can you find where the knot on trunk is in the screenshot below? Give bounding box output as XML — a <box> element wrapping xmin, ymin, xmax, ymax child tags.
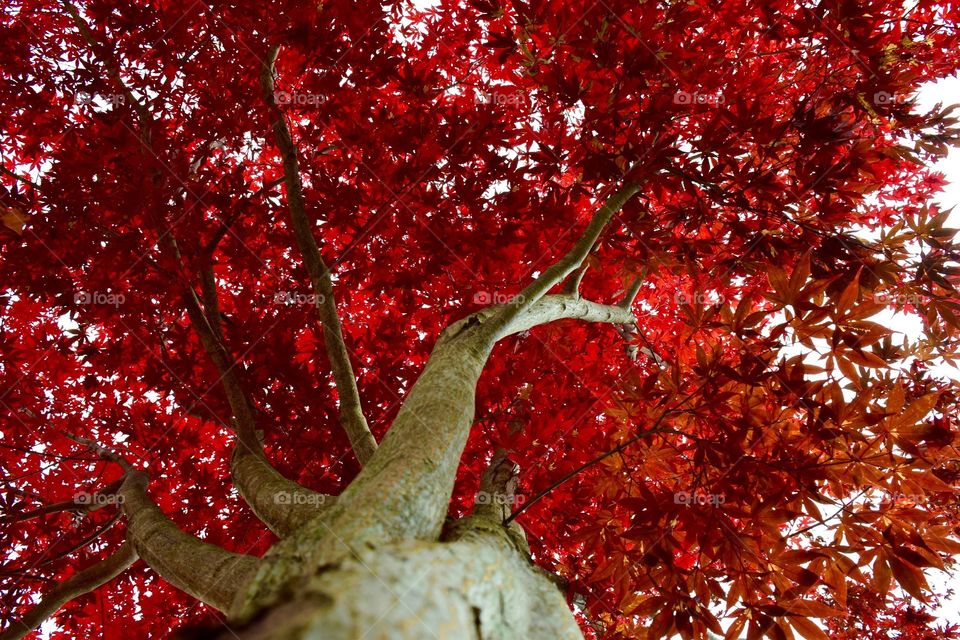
<box><xmin>473</xmin><ymin>448</ymin><xmax>519</xmax><ymax>522</ymax></box>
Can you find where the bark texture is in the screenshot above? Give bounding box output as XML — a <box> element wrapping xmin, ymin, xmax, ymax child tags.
<box><xmin>224</xmin><ymin>520</ymin><xmax>583</xmax><ymax>640</ymax></box>
<box><xmin>231</xmin><ymin>450</ymin><xmax>336</xmax><ymax>538</ymax></box>
<box><xmin>118</xmin><ymin>470</ymin><xmax>260</xmax><ymax>612</ymax></box>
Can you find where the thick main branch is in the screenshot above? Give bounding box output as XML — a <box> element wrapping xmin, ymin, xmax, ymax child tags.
<box><xmin>231</xmin><ymin>451</ymin><xmax>336</xmax><ymax>537</ymax></box>
<box><xmin>118</xmin><ymin>470</ymin><xmax>259</xmax><ymax>612</ymax></box>
<box><xmin>63</xmin><ymin>437</ymin><xmax>260</xmax><ymax>614</ymax></box>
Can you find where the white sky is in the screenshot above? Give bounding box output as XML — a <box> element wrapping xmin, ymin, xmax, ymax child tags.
<box><xmin>908</xmin><ymin>74</ymin><xmax>960</xmax><ymax>627</ymax></box>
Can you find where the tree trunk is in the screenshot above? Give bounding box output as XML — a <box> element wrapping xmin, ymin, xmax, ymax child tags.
<box><xmin>227</xmin><ymin>517</ymin><xmax>583</xmax><ymax>640</ymax></box>
<box><xmin>2</xmin><ymin>42</ymin><xmax>637</xmax><ymax>632</ymax></box>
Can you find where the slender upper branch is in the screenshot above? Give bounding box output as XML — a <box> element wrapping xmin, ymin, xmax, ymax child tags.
<box><xmin>187</xmin><ymin>254</ymin><xmax>335</xmax><ymax>536</ymax></box>
<box><xmin>177</xmin><ymin>265</ymin><xmax>261</xmax><ymax>453</ymax></box>
<box><xmin>199</xmin><ymin>262</ymin><xmax>226</xmax><ymax>344</ymax></box>
<box><xmin>484</xmin><ymin>181</ymin><xmax>642</xmax><ymax>337</ymax></box>
<box><xmin>61</xmin><ymin>0</ymin><xmax>151</xmax><ymax>139</ymax></box>
<box><xmin>1</xmin><ymin>478</ymin><xmax>124</xmax><ymax>524</ymax></box>
<box><xmin>0</xmin><ymin>543</ymin><xmax>138</xmax><ymax>640</ymax></box>
<box><xmin>259</xmin><ymin>44</ymin><xmax>377</xmax><ymax>466</ymax></box>
<box><xmin>0</xmin><ymin>165</ymin><xmax>41</xmax><ymax>191</ymax></box>
<box><xmin>503</xmin><ymin>416</ymin><xmax>693</xmax><ymax>525</ymax></box>
<box><xmin>620</xmin><ymin>275</ymin><xmax>643</xmax><ymax>308</ymax></box>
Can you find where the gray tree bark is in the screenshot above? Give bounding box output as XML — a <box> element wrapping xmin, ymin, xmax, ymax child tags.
<box><xmin>224</xmin><ymin>447</ymin><xmax>589</xmax><ymax>639</ymax></box>
<box><xmin>234</xmin><ymin>518</ymin><xmax>584</xmax><ymax>640</ymax></box>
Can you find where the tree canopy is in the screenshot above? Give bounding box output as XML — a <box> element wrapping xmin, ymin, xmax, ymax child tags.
<box><xmin>2</xmin><ymin>0</ymin><xmax>960</xmax><ymax>638</ymax></box>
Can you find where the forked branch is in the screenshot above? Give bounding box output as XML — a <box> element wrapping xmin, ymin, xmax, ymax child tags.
<box><xmin>562</xmin><ymin>264</ymin><xmax>590</xmax><ymax>297</ymax></box>
<box><xmin>485</xmin><ymin>181</ymin><xmax>642</xmax><ymax>337</ymax></box>
<box><xmin>245</xmin><ymin>297</ymin><xmax>637</xmax><ymax>598</ymax></box>
<box><xmin>230</xmin><ymin>180</ymin><xmax>646</xmax><ymax>617</ymax></box>
<box><xmin>230</xmin><ymin>450</ymin><xmax>336</xmax><ymax>537</ymax></box>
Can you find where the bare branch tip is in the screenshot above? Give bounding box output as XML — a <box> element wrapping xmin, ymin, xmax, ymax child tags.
<box><xmin>618</xmin><ymin>275</ymin><xmax>643</xmax><ymax>309</ymax></box>
<box><xmin>65</xmin><ymin>433</ymin><xmax>134</xmax><ymax>473</ymax></box>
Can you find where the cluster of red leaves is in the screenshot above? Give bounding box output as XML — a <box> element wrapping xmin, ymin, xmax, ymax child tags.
<box><xmin>824</xmin><ymin>584</ymin><xmax>960</xmax><ymax>639</ymax></box>
<box><xmin>2</xmin><ymin>0</ymin><xmax>960</xmax><ymax>638</ymax></box>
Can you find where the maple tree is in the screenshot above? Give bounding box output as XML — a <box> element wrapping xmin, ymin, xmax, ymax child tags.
<box><xmin>2</xmin><ymin>0</ymin><xmax>960</xmax><ymax>638</ymax></box>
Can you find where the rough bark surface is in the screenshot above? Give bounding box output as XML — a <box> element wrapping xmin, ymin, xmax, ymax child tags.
<box><xmin>231</xmin><ymin>450</ymin><xmax>336</xmax><ymax>538</ymax></box>
<box><xmin>118</xmin><ymin>471</ymin><xmax>260</xmax><ymax>612</ymax></box>
<box><xmin>225</xmin><ymin>521</ymin><xmax>584</xmax><ymax>640</ymax></box>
